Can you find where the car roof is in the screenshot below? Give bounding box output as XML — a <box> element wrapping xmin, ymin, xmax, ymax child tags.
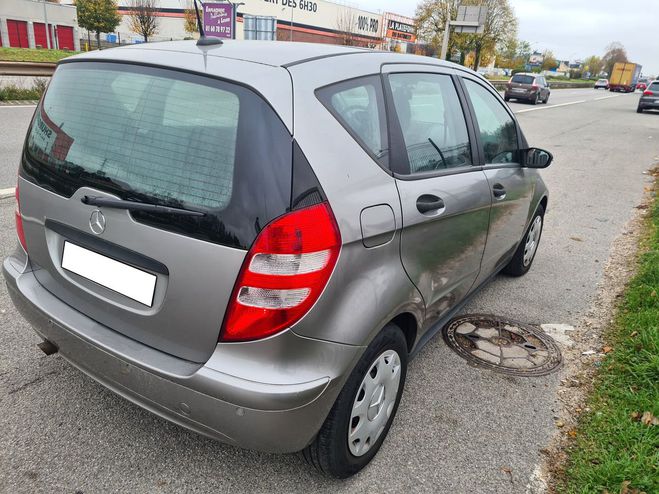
<box><xmin>66</xmin><ymin>40</ymin><xmax>464</xmax><ymax>71</ymax></box>
<box><xmin>513</xmin><ymin>73</ymin><xmax>537</xmax><ymax>77</ymax></box>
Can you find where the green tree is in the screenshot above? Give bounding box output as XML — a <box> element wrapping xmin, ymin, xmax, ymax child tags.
<box><xmin>602</xmin><ymin>42</ymin><xmax>628</xmax><ymax>77</ymax></box>
<box><xmin>541</xmin><ymin>50</ymin><xmax>557</xmax><ymax>71</ymax></box>
<box><xmin>462</xmin><ymin>0</ymin><xmax>517</xmax><ymax>71</ymax></box>
<box><xmin>416</xmin><ymin>0</ymin><xmax>461</xmax><ymax>59</ymax></box>
<box><xmin>583</xmin><ymin>55</ymin><xmax>603</xmax><ymax>78</ymax></box>
<box><xmin>184</xmin><ymin>1</ymin><xmax>199</xmax><ymax>36</ymax></box>
<box><xmin>76</xmin><ymin>0</ymin><xmax>121</xmax><ymax>50</ymax></box>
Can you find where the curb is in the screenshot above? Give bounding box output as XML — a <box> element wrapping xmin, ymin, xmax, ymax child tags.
<box><xmin>0</xmin><ymin>101</ymin><xmax>38</xmax><ymax>106</ymax></box>
<box><xmin>0</xmin><ymin>187</ymin><xmax>16</xmax><ymax>199</ymax></box>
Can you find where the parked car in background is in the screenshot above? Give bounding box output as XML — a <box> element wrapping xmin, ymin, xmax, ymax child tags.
<box><xmin>5</xmin><ymin>41</ymin><xmax>552</xmax><ymax>479</ymax></box>
<box><xmin>637</xmin><ymin>80</ymin><xmax>659</xmax><ymax>113</ymax></box>
<box><xmin>504</xmin><ymin>73</ymin><xmax>551</xmax><ymax>104</ymax></box>
<box><xmin>594</xmin><ymin>78</ymin><xmax>609</xmax><ymax>89</ymax></box>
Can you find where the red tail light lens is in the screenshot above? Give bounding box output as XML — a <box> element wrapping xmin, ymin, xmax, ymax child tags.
<box><xmin>643</xmin><ymin>90</ymin><xmax>654</xmax><ymax>96</ymax></box>
<box><xmin>15</xmin><ymin>181</ymin><xmax>27</xmax><ymax>252</ymax></box>
<box><xmin>220</xmin><ymin>202</ymin><xmax>341</xmax><ymax>342</ymax></box>
<box><xmin>531</xmin><ymin>84</ymin><xmax>539</xmax><ymax>90</ymax></box>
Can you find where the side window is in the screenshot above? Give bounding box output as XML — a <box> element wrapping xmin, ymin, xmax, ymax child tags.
<box><xmin>463</xmin><ymin>79</ymin><xmax>519</xmax><ymax>164</ymax></box>
<box><xmin>317</xmin><ymin>76</ymin><xmax>388</xmax><ymax>163</ymax></box>
<box><xmin>388</xmin><ymin>73</ymin><xmax>472</xmax><ymax>174</ymax></box>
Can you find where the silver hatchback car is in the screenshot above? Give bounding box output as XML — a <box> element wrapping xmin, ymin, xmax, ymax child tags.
<box><xmin>5</xmin><ymin>41</ymin><xmax>551</xmax><ymax>478</ymax></box>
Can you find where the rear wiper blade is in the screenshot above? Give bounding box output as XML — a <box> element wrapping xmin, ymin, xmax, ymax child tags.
<box><xmin>81</xmin><ymin>196</ymin><xmax>206</xmax><ymax>217</ymax></box>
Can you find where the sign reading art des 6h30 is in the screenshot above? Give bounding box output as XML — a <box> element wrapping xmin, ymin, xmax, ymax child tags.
<box><xmin>204</xmin><ymin>3</ymin><xmax>234</xmax><ymax>38</ymax></box>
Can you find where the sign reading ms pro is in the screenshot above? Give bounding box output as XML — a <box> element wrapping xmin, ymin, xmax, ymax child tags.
<box><xmin>204</xmin><ymin>3</ymin><xmax>234</xmax><ymax>38</ymax></box>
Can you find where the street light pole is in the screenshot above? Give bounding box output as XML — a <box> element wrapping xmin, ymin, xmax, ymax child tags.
<box><xmin>42</xmin><ymin>0</ymin><xmax>51</xmax><ymax>49</ymax></box>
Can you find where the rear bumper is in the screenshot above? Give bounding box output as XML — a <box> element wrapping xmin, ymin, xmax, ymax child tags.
<box><xmin>638</xmin><ymin>99</ymin><xmax>659</xmax><ymax>109</ymax></box>
<box><xmin>505</xmin><ymin>90</ymin><xmax>534</xmax><ymax>100</ymax></box>
<box><xmin>4</xmin><ymin>256</ymin><xmax>362</xmax><ymax>453</ymax></box>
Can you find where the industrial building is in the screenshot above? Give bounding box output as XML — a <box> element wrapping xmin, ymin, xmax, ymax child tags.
<box><xmin>0</xmin><ymin>0</ymin><xmax>80</xmax><ymax>50</ymax></box>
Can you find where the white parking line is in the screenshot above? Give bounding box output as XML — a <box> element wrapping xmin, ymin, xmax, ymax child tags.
<box><xmin>0</xmin><ymin>105</ymin><xmax>37</xmax><ymax>108</ymax></box>
<box><xmin>515</xmin><ymin>100</ymin><xmax>586</xmax><ymax>113</ymax></box>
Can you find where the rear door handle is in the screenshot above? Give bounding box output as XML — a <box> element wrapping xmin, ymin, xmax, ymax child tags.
<box><xmin>416</xmin><ymin>194</ymin><xmax>445</xmax><ymax>214</ymax></box>
<box><xmin>492</xmin><ymin>184</ymin><xmax>506</xmax><ymax>199</ymax></box>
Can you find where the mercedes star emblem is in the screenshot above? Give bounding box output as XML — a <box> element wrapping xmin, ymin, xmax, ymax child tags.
<box><xmin>89</xmin><ymin>209</ymin><xmax>106</xmax><ymax>235</ymax></box>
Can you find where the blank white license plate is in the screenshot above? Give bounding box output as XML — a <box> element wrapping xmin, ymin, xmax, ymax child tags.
<box><xmin>61</xmin><ymin>241</ymin><xmax>157</xmax><ymax>306</ymax></box>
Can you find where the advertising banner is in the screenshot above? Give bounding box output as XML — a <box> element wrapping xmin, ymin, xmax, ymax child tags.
<box><xmin>203</xmin><ymin>3</ymin><xmax>234</xmax><ymax>38</ymax></box>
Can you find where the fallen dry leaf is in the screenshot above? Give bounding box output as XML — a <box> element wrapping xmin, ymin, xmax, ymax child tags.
<box><xmin>640</xmin><ymin>411</ymin><xmax>659</xmax><ymax>426</ymax></box>
<box><xmin>570</xmin><ymin>236</ymin><xmax>583</xmax><ymax>242</ymax></box>
<box><xmin>631</xmin><ymin>411</ymin><xmax>641</xmax><ymax>420</ymax></box>
<box><xmin>651</xmin><ymin>290</ymin><xmax>657</xmax><ymax>298</ymax></box>
<box><xmin>630</xmin><ymin>331</ymin><xmax>638</xmax><ymax>338</ymax></box>
<box><xmin>603</xmin><ymin>346</ymin><xmax>613</xmax><ymax>353</ymax></box>
<box><xmin>568</xmin><ymin>429</ymin><xmax>577</xmax><ymax>438</ymax></box>
<box><xmin>556</xmin><ymin>420</ymin><xmax>565</xmax><ymax>428</ymax></box>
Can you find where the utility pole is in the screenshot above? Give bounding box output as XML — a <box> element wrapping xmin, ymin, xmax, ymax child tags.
<box><xmin>290</xmin><ymin>5</ymin><xmax>293</xmax><ymax>42</ymax></box>
<box><xmin>229</xmin><ymin>1</ymin><xmax>244</xmax><ymax>40</ymax></box>
<box><xmin>42</xmin><ymin>0</ymin><xmax>51</xmax><ymax>49</ymax></box>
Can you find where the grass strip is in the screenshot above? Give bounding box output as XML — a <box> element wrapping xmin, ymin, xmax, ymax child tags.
<box><xmin>561</xmin><ymin>179</ymin><xmax>659</xmax><ymax>493</ymax></box>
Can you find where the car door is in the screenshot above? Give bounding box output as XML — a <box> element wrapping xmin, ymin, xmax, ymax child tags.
<box><xmin>459</xmin><ymin>76</ymin><xmax>535</xmax><ymax>285</ymax></box>
<box><xmin>382</xmin><ymin>65</ymin><xmax>492</xmax><ymax>322</ymax></box>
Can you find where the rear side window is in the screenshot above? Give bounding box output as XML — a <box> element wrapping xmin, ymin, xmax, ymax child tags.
<box><xmin>388</xmin><ymin>72</ymin><xmax>472</xmax><ymax>174</ymax></box>
<box><xmin>22</xmin><ymin>62</ymin><xmax>293</xmax><ymax>249</ymax></box>
<box><xmin>317</xmin><ymin>76</ymin><xmax>388</xmax><ymax>165</ymax></box>
<box><xmin>511</xmin><ymin>74</ymin><xmax>534</xmax><ymax>84</ymax></box>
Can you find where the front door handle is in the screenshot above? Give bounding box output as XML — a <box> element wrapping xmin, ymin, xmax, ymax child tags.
<box><xmin>492</xmin><ymin>183</ymin><xmax>506</xmax><ymax>199</ymax></box>
<box><xmin>416</xmin><ymin>194</ymin><xmax>445</xmax><ymax>214</ymax></box>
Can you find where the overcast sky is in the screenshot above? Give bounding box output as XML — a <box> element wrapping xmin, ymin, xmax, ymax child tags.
<box><xmin>355</xmin><ymin>0</ymin><xmax>657</xmax><ymax>75</ymax></box>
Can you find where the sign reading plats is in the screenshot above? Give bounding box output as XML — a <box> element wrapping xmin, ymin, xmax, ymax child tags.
<box><xmin>204</xmin><ymin>3</ymin><xmax>234</xmax><ymax>38</ymax></box>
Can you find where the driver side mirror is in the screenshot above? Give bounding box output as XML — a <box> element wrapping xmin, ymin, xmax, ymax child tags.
<box><xmin>523</xmin><ymin>148</ymin><xmax>553</xmax><ymax>168</ymax></box>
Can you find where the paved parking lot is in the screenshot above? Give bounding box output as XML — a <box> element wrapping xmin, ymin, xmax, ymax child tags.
<box><xmin>1</xmin><ymin>89</ymin><xmax>657</xmax><ymax>493</ymax></box>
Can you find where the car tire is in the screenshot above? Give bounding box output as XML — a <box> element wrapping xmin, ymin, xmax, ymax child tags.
<box><xmin>302</xmin><ymin>324</ymin><xmax>408</xmax><ymax>479</ymax></box>
<box><xmin>637</xmin><ymin>106</ymin><xmax>643</xmax><ymax>113</ymax></box>
<box><xmin>502</xmin><ymin>204</ymin><xmax>545</xmax><ymax>277</ymax></box>
<box><xmin>504</xmin><ymin>96</ymin><xmax>510</xmax><ymax>102</ymax></box>
<box><xmin>532</xmin><ymin>93</ymin><xmax>540</xmax><ymax>105</ymax></box>
<box><xmin>543</xmin><ymin>94</ymin><xmax>549</xmax><ymax>104</ymax></box>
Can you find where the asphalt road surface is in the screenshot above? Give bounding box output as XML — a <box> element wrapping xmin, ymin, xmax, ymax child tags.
<box><xmin>1</xmin><ymin>88</ymin><xmax>658</xmax><ymax>493</ymax></box>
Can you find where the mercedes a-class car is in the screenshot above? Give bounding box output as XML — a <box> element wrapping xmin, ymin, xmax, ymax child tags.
<box><xmin>5</xmin><ymin>41</ymin><xmax>551</xmax><ymax>478</ymax></box>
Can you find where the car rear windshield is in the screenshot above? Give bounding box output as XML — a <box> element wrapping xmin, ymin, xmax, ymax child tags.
<box><xmin>648</xmin><ymin>82</ymin><xmax>659</xmax><ymax>91</ymax></box>
<box><xmin>21</xmin><ymin>62</ymin><xmax>293</xmax><ymax>249</ymax></box>
<box><xmin>511</xmin><ymin>75</ymin><xmax>534</xmax><ymax>84</ymax></box>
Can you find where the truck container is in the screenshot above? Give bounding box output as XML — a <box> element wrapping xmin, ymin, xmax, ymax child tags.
<box><xmin>609</xmin><ymin>62</ymin><xmax>642</xmax><ymax>92</ymax></box>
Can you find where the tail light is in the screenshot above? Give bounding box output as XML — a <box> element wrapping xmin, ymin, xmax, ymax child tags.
<box><xmin>643</xmin><ymin>90</ymin><xmax>654</xmax><ymax>96</ymax></box>
<box><xmin>531</xmin><ymin>83</ymin><xmax>539</xmax><ymax>91</ymax></box>
<box><xmin>220</xmin><ymin>202</ymin><xmax>341</xmax><ymax>342</ymax></box>
<box><xmin>15</xmin><ymin>180</ymin><xmax>27</xmax><ymax>252</ymax></box>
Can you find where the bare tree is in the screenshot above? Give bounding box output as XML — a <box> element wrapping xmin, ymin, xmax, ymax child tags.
<box><xmin>128</xmin><ymin>0</ymin><xmax>159</xmax><ymax>43</ymax></box>
<box><xmin>336</xmin><ymin>10</ymin><xmax>358</xmax><ymax>46</ymax></box>
<box><xmin>602</xmin><ymin>42</ymin><xmax>629</xmax><ymax>77</ymax></box>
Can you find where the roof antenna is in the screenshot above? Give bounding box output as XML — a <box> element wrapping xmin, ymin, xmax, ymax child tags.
<box><xmin>194</xmin><ymin>0</ymin><xmax>223</xmax><ymax>47</ymax></box>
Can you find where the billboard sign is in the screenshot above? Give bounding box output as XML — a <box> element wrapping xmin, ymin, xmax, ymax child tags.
<box><xmin>203</xmin><ymin>3</ymin><xmax>234</xmax><ymax>38</ymax></box>
<box><xmin>386</xmin><ymin>19</ymin><xmax>416</xmax><ymax>43</ymax></box>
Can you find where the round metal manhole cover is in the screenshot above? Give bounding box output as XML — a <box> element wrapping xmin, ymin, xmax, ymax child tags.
<box><xmin>443</xmin><ymin>314</ymin><xmax>562</xmax><ymax>377</ymax></box>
